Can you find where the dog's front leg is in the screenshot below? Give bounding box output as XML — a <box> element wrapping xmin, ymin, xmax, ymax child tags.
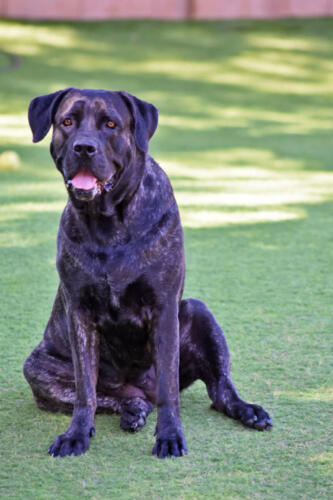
<box><xmin>48</xmin><ymin>310</ymin><xmax>99</xmax><ymax>457</ymax></box>
<box><xmin>152</xmin><ymin>300</ymin><xmax>187</xmax><ymax>458</ymax></box>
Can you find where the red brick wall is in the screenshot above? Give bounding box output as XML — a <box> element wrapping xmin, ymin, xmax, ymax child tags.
<box><xmin>1</xmin><ymin>0</ymin><xmax>333</xmax><ymax>20</ymax></box>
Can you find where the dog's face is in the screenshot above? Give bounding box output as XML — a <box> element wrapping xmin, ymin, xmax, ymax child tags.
<box><xmin>52</xmin><ymin>89</ymin><xmax>132</xmax><ymax>202</ymax></box>
<box><xmin>28</xmin><ymin>88</ymin><xmax>158</xmax><ymax>202</ymax></box>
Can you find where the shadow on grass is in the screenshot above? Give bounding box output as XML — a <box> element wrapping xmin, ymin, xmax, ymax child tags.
<box><xmin>1</xmin><ymin>18</ymin><xmax>333</xmax><ymax>172</ymax></box>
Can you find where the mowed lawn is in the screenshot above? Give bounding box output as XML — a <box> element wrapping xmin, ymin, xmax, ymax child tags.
<box><xmin>0</xmin><ymin>17</ymin><xmax>332</xmax><ymax>499</ymax></box>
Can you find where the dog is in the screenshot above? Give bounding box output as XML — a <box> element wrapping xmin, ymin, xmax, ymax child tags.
<box><xmin>24</xmin><ymin>88</ymin><xmax>272</xmax><ymax>458</ymax></box>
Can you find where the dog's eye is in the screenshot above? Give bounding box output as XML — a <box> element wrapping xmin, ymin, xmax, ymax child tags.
<box><xmin>63</xmin><ymin>118</ymin><xmax>72</xmax><ymax>127</ymax></box>
<box><xmin>106</xmin><ymin>120</ymin><xmax>116</xmax><ymax>129</ymax></box>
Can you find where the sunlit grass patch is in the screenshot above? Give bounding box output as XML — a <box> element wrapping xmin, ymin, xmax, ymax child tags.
<box><xmin>0</xmin><ymin>201</ymin><xmax>65</xmax><ymax>221</ymax></box>
<box><xmin>275</xmin><ymin>386</ymin><xmax>333</xmax><ymax>403</ymax></box>
<box><xmin>180</xmin><ymin>208</ymin><xmax>305</xmax><ymax>227</ymax></box>
<box><xmin>162</xmin><ymin>153</ymin><xmax>333</xmax><ymax>226</ymax></box>
<box><xmin>0</xmin><ymin>114</ymin><xmax>33</xmax><ymax>144</ymax></box>
<box><xmin>0</xmin><ymin>21</ymin><xmax>78</xmax><ymax>53</ymax></box>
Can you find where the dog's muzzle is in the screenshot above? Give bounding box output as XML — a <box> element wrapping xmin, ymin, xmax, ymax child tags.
<box><xmin>66</xmin><ymin>169</ymin><xmax>113</xmax><ymax>201</ymax></box>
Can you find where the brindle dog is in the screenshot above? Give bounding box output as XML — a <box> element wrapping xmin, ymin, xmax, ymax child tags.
<box><xmin>24</xmin><ymin>88</ymin><xmax>272</xmax><ymax>459</ymax></box>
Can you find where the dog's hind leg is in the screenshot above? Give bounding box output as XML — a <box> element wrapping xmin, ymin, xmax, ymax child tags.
<box><xmin>24</xmin><ymin>341</ymin><xmax>123</xmax><ymax>415</ymax></box>
<box><xmin>23</xmin><ymin>340</ymin><xmax>76</xmax><ymax>414</ymax></box>
<box><xmin>179</xmin><ymin>299</ymin><xmax>273</xmax><ymax>431</ymax></box>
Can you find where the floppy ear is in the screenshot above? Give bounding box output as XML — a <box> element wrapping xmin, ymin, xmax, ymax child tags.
<box><xmin>28</xmin><ymin>88</ymin><xmax>73</xmax><ymax>143</ymax></box>
<box><xmin>118</xmin><ymin>91</ymin><xmax>158</xmax><ymax>153</ymax></box>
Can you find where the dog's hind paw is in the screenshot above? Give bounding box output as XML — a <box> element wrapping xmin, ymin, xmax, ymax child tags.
<box><xmin>238</xmin><ymin>403</ymin><xmax>273</xmax><ymax>431</ymax></box>
<box><xmin>120</xmin><ymin>398</ymin><xmax>151</xmax><ymax>433</ymax></box>
<box><xmin>120</xmin><ymin>409</ymin><xmax>147</xmax><ymax>433</ymax></box>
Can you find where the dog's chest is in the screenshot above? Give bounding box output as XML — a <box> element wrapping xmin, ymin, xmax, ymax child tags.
<box><xmin>80</xmin><ymin>275</ymin><xmax>157</xmax><ymax>371</ymax></box>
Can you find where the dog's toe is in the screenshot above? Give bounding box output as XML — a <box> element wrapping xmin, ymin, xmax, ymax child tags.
<box><xmin>240</xmin><ymin>404</ymin><xmax>273</xmax><ymax>431</ymax></box>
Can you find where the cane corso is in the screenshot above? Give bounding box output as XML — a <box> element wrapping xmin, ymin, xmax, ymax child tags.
<box><xmin>24</xmin><ymin>88</ymin><xmax>272</xmax><ymax>458</ymax></box>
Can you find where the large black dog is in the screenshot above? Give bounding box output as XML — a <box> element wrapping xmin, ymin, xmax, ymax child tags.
<box><xmin>24</xmin><ymin>88</ymin><xmax>272</xmax><ymax>459</ymax></box>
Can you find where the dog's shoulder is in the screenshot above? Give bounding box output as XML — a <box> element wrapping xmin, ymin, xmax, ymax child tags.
<box><xmin>125</xmin><ymin>155</ymin><xmax>178</xmax><ymax>232</ymax></box>
<box><xmin>126</xmin><ymin>154</ymin><xmax>184</xmax><ymax>263</ymax></box>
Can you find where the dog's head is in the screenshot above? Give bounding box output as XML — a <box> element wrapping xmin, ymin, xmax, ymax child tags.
<box><xmin>28</xmin><ymin>88</ymin><xmax>158</xmax><ymax>203</ymax></box>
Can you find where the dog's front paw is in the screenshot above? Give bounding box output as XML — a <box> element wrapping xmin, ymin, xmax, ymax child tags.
<box><xmin>239</xmin><ymin>403</ymin><xmax>273</xmax><ymax>431</ymax></box>
<box><xmin>152</xmin><ymin>427</ymin><xmax>188</xmax><ymax>458</ymax></box>
<box><xmin>48</xmin><ymin>426</ymin><xmax>95</xmax><ymax>457</ymax></box>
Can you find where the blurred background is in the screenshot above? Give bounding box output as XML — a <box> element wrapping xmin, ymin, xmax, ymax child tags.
<box><xmin>0</xmin><ymin>2</ymin><xmax>332</xmax><ymax>499</ymax></box>
<box><xmin>2</xmin><ymin>0</ymin><xmax>333</xmax><ymax>20</ymax></box>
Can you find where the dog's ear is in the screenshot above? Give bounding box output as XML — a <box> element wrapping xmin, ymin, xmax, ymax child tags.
<box><xmin>118</xmin><ymin>92</ymin><xmax>158</xmax><ymax>153</ymax></box>
<box><xmin>28</xmin><ymin>88</ymin><xmax>72</xmax><ymax>143</ymax></box>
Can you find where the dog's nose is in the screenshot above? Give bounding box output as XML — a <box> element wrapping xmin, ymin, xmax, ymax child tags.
<box><xmin>73</xmin><ymin>140</ymin><xmax>97</xmax><ymax>157</ymax></box>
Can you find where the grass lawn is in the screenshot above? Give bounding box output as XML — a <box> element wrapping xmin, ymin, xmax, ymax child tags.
<box><xmin>0</xmin><ymin>17</ymin><xmax>332</xmax><ymax>500</ymax></box>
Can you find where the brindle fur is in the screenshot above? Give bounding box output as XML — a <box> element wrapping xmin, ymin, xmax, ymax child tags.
<box><xmin>24</xmin><ymin>88</ymin><xmax>272</xmax><ymax>459</ymax></box>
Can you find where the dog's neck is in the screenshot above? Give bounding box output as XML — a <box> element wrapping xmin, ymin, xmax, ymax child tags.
<box><xmin>62</xmin><ymin>157</ymin><xmax>176</xmax><ymax>249</ymax></box>
<box><xmin>63</xmin><ymin>198</ymin><xmax>129</xmax><ymax>250</ymax></box>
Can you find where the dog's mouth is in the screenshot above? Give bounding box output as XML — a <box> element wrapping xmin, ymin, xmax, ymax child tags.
<box><xmin>71</xmin><ymin>169</ymin><xmax>98</xmax><ymax>190</ymax></box>
<box><xmin>66</xmin><ymin>169</ymin><xmax>113</xmax><ymax>201</ymax></box>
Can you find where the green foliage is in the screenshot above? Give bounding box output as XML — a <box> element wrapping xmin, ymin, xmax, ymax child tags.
<box><xmin>0</xmin><ymin>17</ymin><xmax>332</xmax><ymax>499</ymax></box>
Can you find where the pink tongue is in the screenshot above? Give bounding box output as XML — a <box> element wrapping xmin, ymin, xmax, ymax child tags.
<box><xmin>71</xmin><ymin>169</ymin><xmax>97</xmax><ymax>190</ymax></box>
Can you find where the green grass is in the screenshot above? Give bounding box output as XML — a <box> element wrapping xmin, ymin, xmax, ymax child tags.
<box><xmin>0</xmin><ymin>17</ymin><xmax>332</xmax><ymax>500</ymax></box>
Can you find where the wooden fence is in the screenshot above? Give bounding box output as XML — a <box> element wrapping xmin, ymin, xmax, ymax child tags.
<box><xmin>1</xmin><ymin>0</ymin><xmax>333</xmax><ymax>20</ymax></box>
